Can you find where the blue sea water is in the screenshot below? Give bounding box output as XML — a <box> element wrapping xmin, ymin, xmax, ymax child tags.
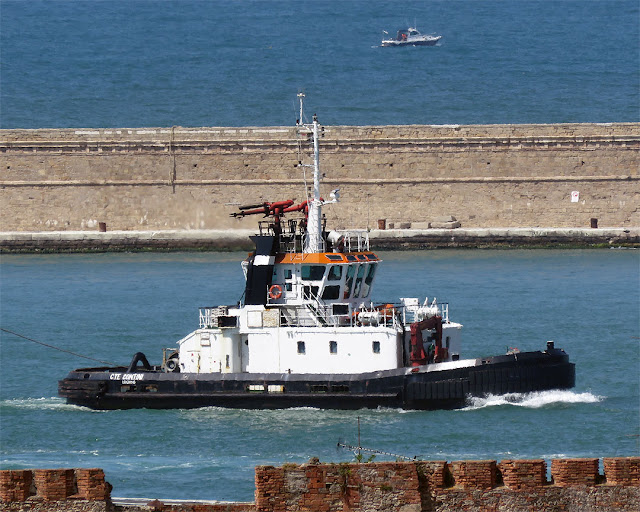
<box><xmin>1</xmin><ymin>250</ymin><xmax>638</xmax><ymax>501</ymax></box>
<box><xmin>1</xmin><ymin>0</ymin><xmax>638</xmax><ymax>128</ymax></box>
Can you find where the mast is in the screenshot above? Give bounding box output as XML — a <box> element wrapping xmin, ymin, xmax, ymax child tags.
<box><xmin>298</xmin><ymin>94</ymin><xmax>325</xmax><ymax>254</ymax></box>
<box><xmin>305</xmin><ymin>114</ymin><xmax>324</xmax><ymax>253</ymax></box>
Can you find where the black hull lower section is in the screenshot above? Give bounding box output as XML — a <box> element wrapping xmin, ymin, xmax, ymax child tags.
<box><xmin>58</xmin><ymin>350</ymin><xmax>575</xmax><ymax>411</ymax></box>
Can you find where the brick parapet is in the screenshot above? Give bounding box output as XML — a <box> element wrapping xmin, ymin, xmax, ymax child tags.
<box><xmin>448</xmin><ymin>460</ymin><xmax>497</xmax><ymax>490</ymax></box>
<box><xmin>498</xmin><ymin>459</ymin><xmax>547</xmax><ymax>490</ymax></box>
<box><xmin>253</xmin><ymin>458</ymin><xmax>640</xmax><ymax>511</ymax></box>
<box><xmin>0</xmin><ymin>470</ymin><xmax>33</xmax><ymax>502</ymax></box>
<box><xmin>3</xmin><ymin>458</ymin><xmax>640</xmax><ymax>511</ymax></box>
<box><xmin>603</xmin><ymin>457</ymin><xmax>640</xmax><ymax>486</ymax></box>
<box><xmin>33</xmin><ymin>469</ymin><xmax>76</xmax><ymax>501</ymax></box>
<box><xmin>1</xmin><ymin>468</ymin><xmax>111</xmax><ymax>503</ymax></box>
<box><xmin>551</xmin><ymin>458</ymin><xmax>601</xmax><ymax>487</ymax></box>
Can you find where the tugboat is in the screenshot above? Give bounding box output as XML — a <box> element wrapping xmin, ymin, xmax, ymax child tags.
<box><xmin>58</xmin><ymin>95</ymin><xmax>575</xmax><ymax>410</ymax></box>
<box><xmin>381</xmin><ymin>27</ymin><xmax>442</xmax><ymax>47</ymax></box>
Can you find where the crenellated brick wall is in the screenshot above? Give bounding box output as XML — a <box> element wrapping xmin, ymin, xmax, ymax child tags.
<box><xmin>0</xmin><ymin>468</ymin><xmax>110</xmax><ymax>503</ymax></box>
<box><xmin>253</xmin><ymin>457</ymin><xmax>640</xmax><ymax>512</ymax></box>
<box><xmin>2</xmin><ymin>458</ymin><xmax>639</xmax><ymax>512</ymax></box>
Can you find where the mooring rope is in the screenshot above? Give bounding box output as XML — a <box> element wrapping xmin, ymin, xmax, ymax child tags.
<box><xmin>0</xmin><ymin>327</ymin><xmax>115</xmax><ymax>366</ymax></box>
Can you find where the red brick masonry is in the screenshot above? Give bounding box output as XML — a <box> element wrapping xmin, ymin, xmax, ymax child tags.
<box><xmin>1</xmin><ymin>468</ymin><xmax>110</xmax><ymax>503</ymax></box>
<box><xmin>1</xmin><ymin>458</ymin><xmax>639</xmax><ymax>512</ymax></box>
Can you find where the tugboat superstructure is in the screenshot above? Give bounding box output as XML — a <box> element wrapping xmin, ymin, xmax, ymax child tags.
<box><xmin>59</xmin><ymin>96</ymin><xmax>575</xmax><ymax>410</ymax></box>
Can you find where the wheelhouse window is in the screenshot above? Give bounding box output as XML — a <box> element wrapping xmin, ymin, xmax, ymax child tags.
<box><xmin>361</xmin><ymin>263</ymin><xmax>377</xmax><ymax>298</ymax></box>
<box><xmin>302</xmin><ymin>265</ymin><xmax>325</xmax><ymax>281</ymax></box>
<box><xmin>297</xmin><ymin>341</ymin><xmax>306</xmax><ymax>354</ymax></box>
<box><xmin>344</xmin><ymin>265</ymin><xmax>356</xmax><ymax>298</ymax></box>
<box><xmin>327</xmin><ymin>265</ymin><xmax>343</xmax><ymax>281</ymax></box>
<box><xmin>329</xmin><ymin>340</ymin><xmax>338</xmax><ymax>354</ymax></box>
<box><xmin>372</xmin><ymin>341</ymin><xmax>380</xmax><ymax>354</ymax></box>
<box><xmin>353</xmin><ymin>264</ymin><xmax>367</xmax><ymax>297</ymax></box>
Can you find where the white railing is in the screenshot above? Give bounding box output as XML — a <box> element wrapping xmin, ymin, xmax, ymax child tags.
<box><xmin>338</xmin><ymin>230</ymin><xmax>370</xmax><ymax>252</ymax></box>
<box><xmin>272</xmin><ymin>300</ymin><xmax>403</xmax><ymax>329</ymax></box>
<box><xmin>199</xmin><ymin>306</ymin><xmax>230</xmax><ymax>328</ymax></box>
<box><xmin>401</xmin><ymin>300</ymin><xmax>449</xmax><ymax>324</ymax></box>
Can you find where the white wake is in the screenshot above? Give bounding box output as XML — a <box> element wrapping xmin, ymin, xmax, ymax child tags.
<box><xmin>462</xmin><ymin>390</ymin><xmax>603</xmax><ymax>410</ymax></box>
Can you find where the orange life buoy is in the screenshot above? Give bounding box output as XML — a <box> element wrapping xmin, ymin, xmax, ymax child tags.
<box><xmin>269</xmin><ymin>284</ymin><xmax>283</xmax><ymax>299</ymax></box>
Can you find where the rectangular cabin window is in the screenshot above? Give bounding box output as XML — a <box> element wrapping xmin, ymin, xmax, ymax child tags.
<box><xmin>332</xmin><ymin>303</ymin><xmax>349</xmax><ymax>316</ymax></box>
<box><xmin>361</xmin><ymin>263</ymin><xmax>377</xmax><ymax>298</ymax></box>
<box><xmin>225</xmin><ymin>355</ymin><xmax>230</xmax><ymax>369</ymax></box>
<box><xmin>446</xmin><ymin>336</ymin><xmax>451</xmax><ymax>349</ymax></box>
<box><xmin>344</xmin><ymin>264</ymin><xmax>356</xmax><ymax>298</ymax></box>
<box><xmin>372</xmin><ymin>341</ymin><xmax>381</xmax><ymax>354</ymax></box>
<box><xmin>327</xmin><ymin>265</ymin><xmax>342</xmax><ymax>281</ymax></box>
<box><xmin>353</xmin><ymin>264</ymin><xmax>367</xmax><ymax>297</ymax></box>
<box><xmin>302</xmin><ymin>265</ymin><xmax>325</xmax><ymax>281</ymax></box>
<box><xmin>329</xmin><ymin>340</ymin><xmax>338</xmax><ymax>354</ymax></box>
<box><xmin>321</xmin><ymin>285</ymin><xmax>341</xmax><ymax>300</ymax></box>
<box><xmin>297</xmin><ymin>341</ymin><xmax>306</xmax><ymax>354</ymax></box>
<box><xmin>284</xmin><ymin>268</ymin><xmax>293</xmax><ymax>279</ymax></box>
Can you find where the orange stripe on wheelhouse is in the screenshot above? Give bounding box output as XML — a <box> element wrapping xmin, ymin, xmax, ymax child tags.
<box><xmin>274</xmin><ymin>252</ymin><xmax>379</xmax><ymax>264</ymax></box>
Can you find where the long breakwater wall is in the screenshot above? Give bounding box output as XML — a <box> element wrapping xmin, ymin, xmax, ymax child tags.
<box><xmin>1</xmin><ymin>123</ymin><xmax>639</xmax><ymax>239</ymax></box>
<box><xmin>2</xmin><ymin>458</ymin><xmax>639</xmax><ymax>512</ymax></box>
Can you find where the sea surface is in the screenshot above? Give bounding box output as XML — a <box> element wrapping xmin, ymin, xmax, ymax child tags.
<box><xmin>1</xmin><ymin>0</ymin><xmax>638</xmax><ymax>128</ymax></box>
<box><xmin>1</xmin><ymin>250</ymin><xmax>638</xmax><ymax>501</ymax></box>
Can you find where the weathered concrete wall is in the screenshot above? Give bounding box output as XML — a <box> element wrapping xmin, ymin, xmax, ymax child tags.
<box><xmin>1</xmin><ymin>227</ymin><xmax>639</xmax><ymax>253</ymax></box>
<box><xmin>1</xmin><ymin>123</ymin><xmax>638</xmax><ymax>233</ymax></box>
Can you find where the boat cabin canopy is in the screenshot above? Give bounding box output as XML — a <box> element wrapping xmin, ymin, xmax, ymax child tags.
<box><xmin>396</xmin><ymin>28</ymin><xmax>419</xmax><ymax>40</ymax></box>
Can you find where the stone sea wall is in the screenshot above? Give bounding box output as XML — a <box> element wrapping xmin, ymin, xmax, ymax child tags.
<box><xmin>1</xmin><ymin>123</ymin><xmax>638</xmax><ymax>235</ymax></box>
<box><xmin>2</xmin><ymin>458</ymin><xmax>639</xmax><ymax>512</ymax></box>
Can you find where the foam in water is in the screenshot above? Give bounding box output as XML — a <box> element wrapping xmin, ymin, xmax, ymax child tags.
<box><xmin>462</xmin><ymin>390</ymin><xmax>603</xmax><ymax>411</ymax></box>
<box><xmin>0</xmin><ymin>397</ymin><xmax>97</xmax><ymax>412</ymax></box>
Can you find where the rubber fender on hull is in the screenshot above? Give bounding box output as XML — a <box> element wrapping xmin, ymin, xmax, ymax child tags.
<box><xmin>126</xmin><ymin>352</ymin><xmax>152</xmax><ymax>373</ymax></box>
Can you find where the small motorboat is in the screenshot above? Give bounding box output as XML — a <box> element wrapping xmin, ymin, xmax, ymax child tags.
<box><xmin>382</xmin><ymin>27</ymin><xmax>442</xmax><ymax>47</ymax></box>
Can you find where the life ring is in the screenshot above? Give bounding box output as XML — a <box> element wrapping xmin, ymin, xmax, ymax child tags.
<box><xmin>269</xmin><ymin>285</ymin><xmax>283</xmax><ymax>299</ymax></box>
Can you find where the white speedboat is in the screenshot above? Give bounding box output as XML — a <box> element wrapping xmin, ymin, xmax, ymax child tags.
<box><xmin>382</xmin><ymin>27</ymin><xmax>442</xmax><ymax>47</ymax></box>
